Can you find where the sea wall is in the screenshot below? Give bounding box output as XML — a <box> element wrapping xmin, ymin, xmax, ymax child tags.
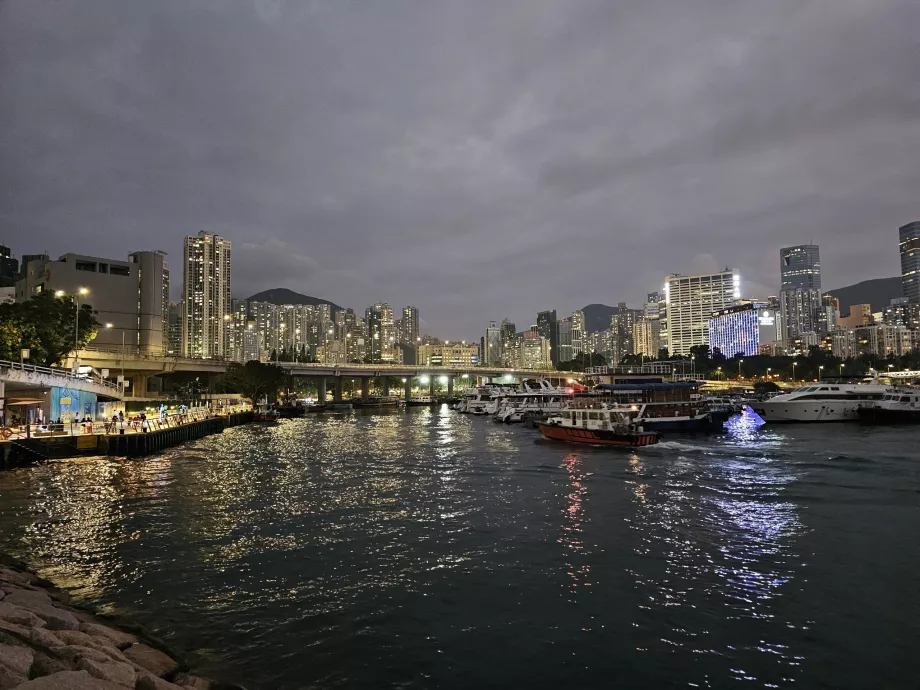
<box><xmin>0</xmin><ymin>554</ymin><xmax>245</xmax><ymax>689</ymax></box>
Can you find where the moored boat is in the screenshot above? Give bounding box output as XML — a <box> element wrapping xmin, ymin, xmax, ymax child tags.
<box><xmin>857</xmin><ymin>389</ymin><xmax>920</xmax><ymax>424</ymax></box>
<box><xmin>351</xmin><ymin>396</ymin><xmax>401</xmax><ymax>409</ymax></box>
<box><xmin>589</xmin><ymin>382</ymin><xmax>723</xmax><ymax>432</ymax></box>
<box><xmin>751</xmin><ymin>378</ymin><xmax>890</xmax><ymax>423</ymax></box>
<box><xmin>406</xmin><ymin>396</ymin><xmax>438</xmax><ymax>406</ymax></box>
<box><xmin>538</xmin><ymin>405</ymin><xmax>659</xmax><ymax>447</ymax></box>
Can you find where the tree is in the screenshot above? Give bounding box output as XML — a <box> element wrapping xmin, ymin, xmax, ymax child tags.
<box><xmin>0</xmin><ymin>291</ymin><xmax>99</xmax><ymax>366</ymax></box>
<box><xmin>556</xmin><ymin>353</ymin><xmax>607</xmax><ymax>372</ymax></box>
<box><xmin>753</xmin><ymin>380</ymin><xmax>781</xmax><ymax>395</ymax></box>
<box><xmin>216</xmin><ymin>361</ymin><xmax>285</xmax><ymax>404</ymax></box>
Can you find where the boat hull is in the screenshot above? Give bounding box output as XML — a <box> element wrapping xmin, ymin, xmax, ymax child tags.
<box><xmin>538</xmin><ymin>423</ymin><xmax>658</xmax><ymax>447</ymax></box>
<box><xmin>750</xmin><ymin>401</ymin><xmax>858</xmax><ymax>423</ymax></box>
<box><xmin>857</xmin><ymin>406</ymin><xmax>920</xmax><ymax>425</ymax></box>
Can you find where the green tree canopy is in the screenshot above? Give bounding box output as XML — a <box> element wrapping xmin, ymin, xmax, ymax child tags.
<box><xmin>0</xmin><ymin>290</ymin><xmax>98</xmax><ymax>366</ymax></box>
<box><xmin>216</xmin><ymin>361</ymin><xmax>285</xmax><ymax>403</ymax></box>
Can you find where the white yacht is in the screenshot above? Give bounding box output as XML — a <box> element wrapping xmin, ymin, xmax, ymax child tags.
<box><xmin>491</xmin><ymin>380</ymin><xmax>572</xmax><ymax>423</ymax></box>
<box><xmin>751</xmin><ymin>379</ymin><xmax>890</xmax><ymax>423</ymax></box>
<box><xmin>455</xmin><ymin>386</ymin><xmax>516</xmax><ymax>415</ymax></box>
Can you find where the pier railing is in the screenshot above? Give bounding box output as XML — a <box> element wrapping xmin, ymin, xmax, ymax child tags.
<box><xmin>0</xmin><ymin>359</ymin><xmax>121</xmax><ymax>393</ymax></box>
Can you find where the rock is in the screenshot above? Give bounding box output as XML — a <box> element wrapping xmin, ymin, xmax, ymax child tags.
<box><xmin>2</xmin><ymin>589</ymin><xmax>53</xmax><ymax>608</ymax></box>
<box><xmin>26</xmin><ymin>649</ymin><xmax>72</xmax><ymax>678</ymax></box>
<box><xmin>10</xmin><ymin>669</ymin><xmax>127</xmax><ymax>689</ymax></box>
<box><xmin>76</xmin><ymin>655</ymin><xmax>136</xmax><ymax>687</ymax></box>
<box><xmin>14</xmin><ymin>602</ymin><xmax>79</xmax><ymax>631</ymax></box>
<box><xmin>121</xmin><ymin>644</ymin><xmax>178</xmax><ymax>679</ymax></box>
<box><xmin>0</xmin><ymin>602</ymin><xmax>46</xmax><ymax>628</ymax></box>
<box><xmin>80</xmin><ymin>623</ymin><xmax>137</xmax><ymax>650</ymax></box>
<box><xmin>0</xmin><ymin>591</ymin><xmax>5</xmax><ymax>602</ymax></box>
<box><xmin>0</xmin><ymin>569</ymin><xmax>31</xmax><ymax>588</ymax></box>
<box><xmin>172</xmin><ymin>673</ymin><xmax>211</xmax><ymax>689</ymax></box>
<box><xmin>53</xmin><ymin>631</ymin><xmax>129</xmax><ymax>663</ymax></box>
<box><xmin>0</xmin><ymin>664</ymin><xmax>27</xmax><ymax>690</ymax></box>
<box><xmin>0</xmin><ymin>643</ymin><xmax>33</xmax><ymax>676</ymax></box>
<box><xmin>50</xmin><ymin>644</ymin><xmax>112</xmax><ymax>665</ymax></box>
<box><xmin>26</xmin><ymin>627</ymin><xmax>64</xmax><ymax>649</ymax></box>
<box><xmin>136</xmin><ymin>672</ymin><xmax>187</xmax><ymax>690</ymax></box>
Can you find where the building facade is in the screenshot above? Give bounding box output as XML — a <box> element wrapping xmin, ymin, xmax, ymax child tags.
<box><xmin>536</xmin><ymin>310</ymin><xmax>558</xmax><ymax>366</ymax></box>
<box><xmin>571</xmin><ymin>310</ymin><xmax>585</xmax><ymax>359</ymax></box>
<box><xmin>417</xmin><ymin>343</ymin><xmax>479</xmax><ymax>367</ymax></box>
<box><xmin>500</xmin><ymin>319</ymin><xmax>517</xmax><ymax>367</ymax></box>
<box><xmin>482</xmin><ymin>321</ymin><xmax>502</xmax><ymax>365</ymax></box>
<box><xmin>16</xmin><ymin>251</ymin><xmax>169</xmax><ymax>354</ymax></box>
<box><xmin>181</xmin><ymin>232</ymin><xmax>231</xmax><ymax>358</ymax></box>
<box><xmin>707</xmin><ymin>303</ymin><xmax>779</xmax><ymax>358</ymax></box>
<box><xmin>520</xmin><ymin>330</ymin><xmax>552</xmax><ymax>370</ymax></box>
<box><xmin>899</xmin><ymin>221</ymin><xmax>920</xmax><ymax>303</ymax></box>
<box><xmin>664</xmin><ymin>270</ymin><xmax>739</xmax><ymax>356</ymax></box>
<box><xmin>779</xmin><ymin>245</ymin><xmax>822</xmax><ymax>344</ymax></box>
<box><xmin>556</xmin><ymin>318</ymin><xmax>573</xmax><ymax>363</ymax></box>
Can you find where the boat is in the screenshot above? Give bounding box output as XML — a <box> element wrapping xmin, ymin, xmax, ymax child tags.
<box><xmin>406</xmin><ymin>396</ymin><xmax>438</xmax><ymax>406</ymax></box>
<box><xmin>276</xmin><ymin>404</ymin><xmax>305</xmax><ymax>418</ymax></box>
<box><xmin>455</xmin><ymin>385</ymin><xmax>517</xmax><ymax>414</ymax></box>
<box><xmin>252</xmin><ymin>411</ymin><xmax>280</xmax><ymax>424</ymax></box>
<box><xmin>351</xmin><ymin>396</ymin><xmax>401</xmax><ymax>409</ymax></box>
<box><xmin>590</xmin><ymin>382</ymin><xmax>724</xmax><ymax>432</ymax></box>
<box><xmin>538</xmin><ymin>404</ymin><xmax>659</xmax><ymax>447</ymax></box>
<box><xmin>305</xmin><ymin>404</ymin><xmax>326</xmax><ymax>413</ymax></box>
<box><xmin>751</xmin><ymin>378</ymin><xmax>890</xmax><ymax>423</ymax></box>
<box><xmin>857</xmin><ymin>388</ymin><xmax>920</xmax><ymax>424</ymax></box>
<box><xmin>324</xmin><ymin>402</ymin><xmax>353</xmax><ymax>411</ymax></box>
<box><xmin>492</xmin><ymin>380</ymin><xmax>571</xmax><ymax>423</ymax></box>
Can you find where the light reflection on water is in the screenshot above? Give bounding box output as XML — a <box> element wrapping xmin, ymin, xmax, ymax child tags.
<box><xmin>1</xmin><ymin>411</ymin><xmax>918</xmax><ymax>689</ymax></box>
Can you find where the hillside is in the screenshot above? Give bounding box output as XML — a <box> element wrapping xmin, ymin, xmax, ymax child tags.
<box><xmin>246</xmin><ymin>288</ymin><xmax>342</xmax><ymax>312</ymax></box>
<box><xmin>581</xmin><ymin>303</ymin><xmax>637</xmax><ymax>333</ymax></box>
<box><xmin>824</xmin><ymin>277</ymin><xmax>901</xmax><ymax>315</ymax></box>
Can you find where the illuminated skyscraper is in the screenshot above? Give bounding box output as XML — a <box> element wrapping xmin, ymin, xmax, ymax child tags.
<box><xmin>664</xmin><ymin>270</ymin><xmax>739</xmax><ymax>356</ymax></box>
<box><xmin>899</xmin><ymin>221</ymin><xmax>920</xmax><ymax>303</ymax></box>
<box><xmin>779</xmin><ymin>245</ymin><xmax>822</xmax><ymax>343</ymax></box>
<box><xmin>181</xmin><ymin>231</ymin><xmax>231</xmax><ymax>358</ymax></box>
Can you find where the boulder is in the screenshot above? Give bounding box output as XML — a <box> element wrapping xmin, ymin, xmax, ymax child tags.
<box><xmin>27</xmin><ymin>627</ymin><xmax>65</xmax><ymax>649</ymax></box>
<box><xmin>0</xmin><ymin>601</ymin><xmax>46</xmax><ymax>628</ymax></box>
<box><xmin>76</xmin><ymin>655</ymin><xmax>136</xmax><ymax>687</ymax></box>
<box><xmin>136</xmin><ymin>672</ymin><xmax>187</xmax><ymax>690</ymax></box>
<box><xmin>0</xmin><ymin>664</ymin><xmax>27</xmax><ymax>690</ymax></box>
<box><xmin>9</xmin><ymin>669</ymin><xmax>127</xmax><ymax>689</ymax></box>
<box><xmin>53</xmin><ymin>631</ymin><xmax>128</xmax><ymax>663</ymax></box>
<box><xmin>0</xmin><ymin>591</ymin><xmax>5</xmax><ymax>602</ymax></box>
<box><xmin>14</xmin><ymin>602</ymin><xmax>80</xmax><ymax>631</ymax></box>
<box><xmin>121</xmin><ymin>644</ymin><xmax>178</xmax><ymax>678</ymax></box>
<box><xmin>2</xmin><ymin>589</ymin><xmax>53</xmax><ymax>608</ymax></box>
<box><xmin>173</xmin><ymin>673</ymin><xmax>212</xmax><ymax>689</ymax></box>
<box><xmin>80</xmin><ymin>623</ymin><xmax>137</xmax><ymax>650</ymax></box>
<box><xmin>0</xmin><ymin>642</ymin><xmax>33</xmax><ymax>676</ymax></box>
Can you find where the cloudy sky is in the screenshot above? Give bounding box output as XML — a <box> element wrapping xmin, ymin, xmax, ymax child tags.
<box><xmin>1</xmin><ymin>0</ymin><xmax>917</xmax><ymax>337</ymax></box>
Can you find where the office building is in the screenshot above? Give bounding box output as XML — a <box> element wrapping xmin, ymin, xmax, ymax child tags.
<box><xmin>401</xmin><ymin>306</ymin><xmax>419</xmax><ymax>345</ymax></box>
<box><xmin>899</xmin><ymin>221</ymin><xmax>920</xmax><ymax>302</ymax></box>
<box><xmin>664</xmin><ymin>269</ymin><xmax>739</xmax><ymax>356</ymax></box>
<box><xmin>571</xmin><ymin>310</ymin><xmax>585</xmax><ymax>358</ymax></box>
<box><xmin>610</xmin><ymin>302</ymin><xmax>639</xmax><ymax>364</ymax></box>
<box><xmin>483</xmin><ymin>321</ymin><xmax>502</xmax><ymax>365</ymax></box>
<box><xmin>15</xmin><ymin>250</ymin><xmax>169</xmax><ymax>353</ymax></box>
<box><xmin>779</xmin><ymin>245</ymin><xmax>823</xmax><ymax>343</ymax></box>
<box><xmin>417</xmin><ymin>343</ymin><xmax>479</xmax><ymax>367</ymax></box>
<box><xmin>500</xmin><ymin>319</ymin><xmax>517</xmax><ymax>367</ymax></box>
<box><xmin>536</xmin><ymin>310</ymin><xmax>558</xmax><ymax>365</ymax></box>
<box><xmin>365</xmin><ymin>302</ymin><xmax>395</xmax><ymax>363</ymax></box>
<box><xmin>0</xmin><ymin>246</ymin><xmax>18</xmax><ymax>288</ymax></box>
<box><xmin>707</xmin><ymin>304</ymin><xmax>780</xmax><ymax>358</ymax></box>
<box><xmin>520</xmin><ymin>330</ymin><xmax>551</xmax><ymax>370</ymax></box>
<box><xmin>883</xmin><ymin>298</ymin><xmax>920</xmax><ymax>330</ymax></box>
<box><xmin>556</xmin><ymin>318</ymin><xmax>573</xmax><ymax>363</ymax></box>
<box><xmin>181</xmin><ymin>232</ymin><xmax>231</xmax><ymax>358</ymax></box>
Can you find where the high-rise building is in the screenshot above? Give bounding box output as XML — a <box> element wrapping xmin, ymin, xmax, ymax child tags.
<box><xmin>610</xmin><ymin>302</ymin><xmax>639</xmax><ymax>364</ymax></box>
<box><xmin>15</xmin><ymin>251</ymin><xmax>169</xmax><ymax>354</ymax></box>
<box><xmin>483</xmin><ymin>321</ymin><xmax>502</xmax><ymax>365</ymax></box>
<box><xmin>0</xmin><ymin>245</ymin><xmax>18</xmax><ymax>288</ymax></box>
<box><xmin>417</xmin><ymin>343</ymin><xmax>479</xmax><ymax>367</ymax></box>
<box><xmin>556</xmin><ymin>318</ymin><xmax>573</xmax><ymax>363</ymax></box>
<box><xmin>167</xmin><ymin>303</ymin><xmax>182</xmax><ymax>356</ymax></box>
<box><xmin>664</xmin><ymin>270</ymin><xmax>739</xmax><ymax>356</ymax></box>
<box><xmin>636</xmin><ymin>293</ymin><xmax>661</xmax><ymax>356</ymax></box>
<box><xmin>779</xmin><ymin>245</ymin><xmax>822</xmax><ymax>343</ymax></box>
<box><xmin>181</xmin><ymin>232</ymin><xmax>231</xmax><ymax>358</ymax></box>
<box><xmin>536</xmin><ymin>310</ymin><xmax>558</xmax><ymax>365</ymax></box>
<box><xmin>708</xmin><ymin>303</ymin><xmax>780</xmax><ymax>358</ymax></box>
<box><xmin>500</xmin><ymin>319</ymin><xmax>517</xmax><ymax>367</ymax></box>
<box><xmin>899</xmin><ymin>221</ymin><xmax>920</xmax><ymax>302</ymax></box>
<box><xmin>401</xmin><ymin>306</ymin><xmax>419</xmax><ymax>344</ymax></box>
<box><xmin>365</xmin><ymin>302</ymin><xmax>395</xmax><ymax>363</ymax></box>
<box><xmin>571</xmin><ymin>310</ymin><xmax>585</xmax><ymax>359</ymax></box>
<box><xmin>520</xmin><ymin>330</ymin><xmax>551</xmax><ymax>370</ymax></box>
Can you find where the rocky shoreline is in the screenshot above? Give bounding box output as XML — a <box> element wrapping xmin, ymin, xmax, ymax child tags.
<box><xmin>0</xmin><ymin>555</ymin><xmax>244</xmax><ymax>690</ymax></box>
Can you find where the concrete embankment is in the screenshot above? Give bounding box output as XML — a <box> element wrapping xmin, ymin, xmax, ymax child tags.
<box><xmin>0</xmin><ymin>554</ymin><xmax>245</xmax><ymax>689</ymax></box>
<box><xmin>1</xmin><ymin>413</ymin><xmax>254</xmax><ymax>467</ymax></box>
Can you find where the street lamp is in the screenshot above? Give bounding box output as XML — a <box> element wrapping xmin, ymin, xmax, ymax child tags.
<box><xmin>818</xmin><ymin>365</ymin><xmax>824</xmax><ymax>382</ymax></box>
<box><xmin>791</xmin><ymin>361</ymin><xmax>797</xmax><ymax>381</ymax></box>
<box><xmin>716</xmin><ymin>366</ymin><xmax>722</xmax><ymax>381</ymax></box>
<box><xmin>839</xmin><ymin>363</ymin><xmax>845</xmax><ymax>378</ymax></box>
<box><xmin>738</xmin><ymin>359</ymin><xmax>744</xmax><ymax>379</ymax></box>
<box><xmin>767</xmin><ymin>367</ymin><xmax>772</xmax><ymax>381</ymax></box>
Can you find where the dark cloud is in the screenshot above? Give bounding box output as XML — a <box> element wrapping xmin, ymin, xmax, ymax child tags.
<box><xmin>1</xmin><ymin>0</ymin><xmax>916</xmax><ymax>338</ymax></box>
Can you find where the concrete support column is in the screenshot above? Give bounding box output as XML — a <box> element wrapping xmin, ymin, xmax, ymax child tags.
<box><xmin>404</xmin><ymin>377</ymin><xmax>412</xmax><ymax>401</ymax></box>
<box><xmin>429</xmin><ymin>376</ymin><xmax>436</xmax><ymax>399</ymax></box>
<box><xmin>447</xmin><ymin>377</ymin><xmax>454</xmax><ymax>397</ymax></box>
<box><xmin>334</xmin><ymin>377</ymin><xmax>343</xmax><ymax>403</ymax></box>
<box><xmin>381</xmin><ymin>376</ymin><xmax>390</xmax><ymax>397</ymax></box>
<box><xmin>361</xmin><ymin>376</ymin><xmax>370</xmax><ymax>403</ymax></box>
<box><xmin>133</xmin><ymin>374</ymin><xmax>149</xmax><ymax>398</ymax></box>
<box><xmin>317</xmin><ymin>377</ymin><xmax>326</xmax><ymax>404</ymax></box>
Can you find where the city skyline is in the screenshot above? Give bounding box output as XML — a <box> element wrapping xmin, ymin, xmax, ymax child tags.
<box><xmin>1</xmin><ymin>1</ymin><xmax>917</xmax><ymax>338</ymax></box>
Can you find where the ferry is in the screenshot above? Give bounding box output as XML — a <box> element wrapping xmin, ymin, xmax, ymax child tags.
<box><xmin>538</xmin><ymin>404</ymin><xmax>659</xmax><ymax>447</ymax></box>
<box><xmin>351</xmin><ymin>396</ymin><xmax>401</xmax><ymax>409</ymax></box>
<box><xmin>406</xmin><ymin>396</ymin><xmax>438</xmax><ymax>407</ymax></box>
<box><xmin>589</xmin><ymin>382</ymin><xmax>725</xmax><ymax>432</ymax></box>
<box><xmin>492</xmin><ymin>380</ymin><xmax>571</xmax><ymax>423</ymax></box>
<box><xmin>857</xmin><ymin>388</ymin><xmax>920</xmax><ymax>424</ymax></box>
<box><xmin>751</xmin><ymin>378</ymin><xmax>890</xmax><ymax>423</ymax></box>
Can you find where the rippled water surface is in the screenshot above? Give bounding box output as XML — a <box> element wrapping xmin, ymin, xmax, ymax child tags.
<box><xmin>1</xmin><ymin>409</ymin><xmax>919</xmax><ymax>689</ymax></box>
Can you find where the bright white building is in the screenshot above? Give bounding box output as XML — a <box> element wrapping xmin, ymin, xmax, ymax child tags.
<box><xmin>181</xmin><ymin>232</ymin><xmax>231</xmax><ymax>358</ymax></box>
<box><xmin>664</xmin><ymin>270</ymin><xmax>739</xmax><ymax>356</ymax></box>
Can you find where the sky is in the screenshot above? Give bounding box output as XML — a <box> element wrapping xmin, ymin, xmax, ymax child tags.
<box><xmin>1</xmin><ymin>0</ymin><xmax>917</xmax><ymax>338</ymax></box>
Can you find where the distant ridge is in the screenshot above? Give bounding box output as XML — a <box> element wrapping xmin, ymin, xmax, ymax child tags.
<box><xmin>246</xmin><ymin>287</ymin><xmax>342</xmax><ymax>313</ymax></box>
<box><xmin>581</xmin><ymin>303</ymin><xmax>633</xmax><ymax>334</ymax></box>
<box><xmin>824</xmin><ymin>277</ymin><xmax>901</xmax><ymax>315</ymax></box>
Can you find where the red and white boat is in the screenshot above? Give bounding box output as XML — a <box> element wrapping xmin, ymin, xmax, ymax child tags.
<box><xmin>538</xmin><ymin>404</ymin><xmax>659</xmax><ymax>447</ymax></box>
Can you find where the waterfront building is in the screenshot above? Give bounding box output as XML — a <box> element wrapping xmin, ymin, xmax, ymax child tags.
<box><xmin>707</xmin><ymin>303</ymin><xmax>780</xmax><ymax>358</ymax></box>
<box><xmin>779</xmin><ymin>245</ymin><xmax>822</xmax><ymax>344</ymax></box>
<box><xmin>536</xmin><ymin>310</ymin><xmax>558</xmax><ymax>366</ymax></box>
<box><xmin>483</xmin><ymin>321</ymin><xmax>502</xmax><ymax>365</ymax></box>
<box><xmin>417</xmin><ymin>343</ymin><xmax>479</xmax><ymax>367</ymax></box>
<box><xmin>664</xmin><ymin>269</ymin><xmax>739</xmax><ymax>356</ymax></box>
<box><xmin>556</xmin><ymin>318</ymin><xmax>573</xmax><ymax>363</ymax></box>
<box><xmin>520</xmin><ymin>330</ymin><xmax>551</xmax><ymax>370</ymax></box>
<box><xmin>0</xmin><ymin>245</ymin><xmax>18</xmax><ymax>288</ymax></box>
<box><xmin>181</xmin><ymin>232</ymin><xmax>231</xmax><ymax>359</ymax></box>
<box><xmin>571</xmin><ymin>310</ymin><xmax>585</xmax><ymax>358</ymax></box>
<box><xmin>899</xmin><ymin>221</ymin><xmax>920</xmax><ymax>302</ymax></box>
<box><xmin>16</xmin><ymin>250</ymin><xmax>169</xmax><ymax>354</ymax></box>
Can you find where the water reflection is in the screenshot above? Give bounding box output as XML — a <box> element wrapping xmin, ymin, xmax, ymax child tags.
<box><xmin>558</xmin><ymin>453</ymin><xmax>591</xmax><ymax>595</ymax></box>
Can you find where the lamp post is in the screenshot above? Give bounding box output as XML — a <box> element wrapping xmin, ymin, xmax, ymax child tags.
<box><xmin>767</xmin><ymin>367</ymin><xmax>772</xmax><ymax>381</ymax></box>
<box><xmin>791</xmin><ymin>361</ymin><xmax>797</xmax><ymax>382</ymax></box>
<box><xmin>839</xmin><ymin>363</ymin><xmax>845</xmax><ymax>378</ymax></box>
<box><xmin>58</xmin><ymin>288</ymin><xmax>88</xmax><ymax>371</ymax></box>
<box><xmin>738</xmin><ymin>359</ymin><xmax>744</xmax><ymax>380</ymax></box>
<box><xmin>716</xmin><ymin>366</ymin><xmax>722</xmax><ymax>382</ymax></box>
<box><xmin>818</xmin><ymin>365</ymin><xmax>824</xmax><ymax>382</ymax></box>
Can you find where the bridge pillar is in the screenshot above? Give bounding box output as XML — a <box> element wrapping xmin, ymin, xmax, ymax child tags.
<box><xmin>428</xmin><ymin>376</ymin><xmax>435</xmax><ymax>399</ymax></box>
<box><xmin>317</xmin><ymin>377</ymin><xmax>326</xmax><ymax>404</ymax></box>
<box><xmin>381</xmin><ymin>376</ymin><xmax>390</xmax><ymax>397</ymax></box>
<box><xmin>334</xmin><ymin>377</ymin><xmax>343</xmax><ymax>403</ymax></box>
<box><xmin>447</xmin><ymin>377</ymin><xmax>454</xmax><ymax>397</ymax></box>
<box><xmin>404</xmin><ymin>377</ymin><xmax>412</xmax><ymax>401</ymax></box>
<box><xmin>361</xmin><ymin>376</ymin><xmax>370</xmax><ymax>403</ymax></box>
<box><xmin>133</xmin><ymin>374</ymin><xmax>149</xmax><ymax>398</ymax></box>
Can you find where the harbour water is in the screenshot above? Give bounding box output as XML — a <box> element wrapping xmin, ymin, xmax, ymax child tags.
<box><xmin>1</xmin><ymin>408</ymin><xmax>918</xmax><ymax>689</ymax></box>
